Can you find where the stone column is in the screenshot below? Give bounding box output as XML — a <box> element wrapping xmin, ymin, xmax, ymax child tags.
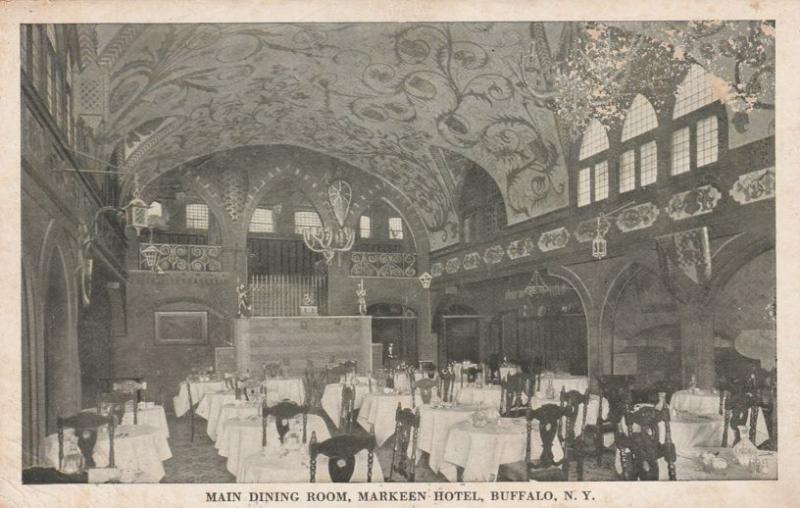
<box><xmin>678</xmin><ymin>301</ymin><xmax>716</xmax><ymax>390</ymax></box>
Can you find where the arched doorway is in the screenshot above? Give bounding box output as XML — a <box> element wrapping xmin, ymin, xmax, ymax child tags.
<box><xmin>43</xmin><ymin>247</ymin><xmax>72</xmax><ymax>434</ymax></box>
<box><xmin>367</xmin><ymin>303</ymin><xmax>418</xmax><ymax>367</ymax></box>
<box><xmin>434</xmin><ymin>303</ymin><xmax>482</xmax><ymax>365</ymax></box>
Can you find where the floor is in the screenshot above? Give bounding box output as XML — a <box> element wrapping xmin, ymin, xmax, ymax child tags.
<box><xmin>161</xmin><ymin>408</ymin><xmax>618</xmax><ymax>483</ymax></box>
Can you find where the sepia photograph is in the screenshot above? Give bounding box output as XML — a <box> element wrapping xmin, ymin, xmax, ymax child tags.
<box><xmin>4</xmin><ymin>0</ymin><xmax>797</xmax><ymax>505</ymax></box>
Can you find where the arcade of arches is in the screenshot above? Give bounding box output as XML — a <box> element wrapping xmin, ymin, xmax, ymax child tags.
<box><xmin>20</xmin><ymin>21</ymin><xmax>776</xmax><ymax>483</ymax></box>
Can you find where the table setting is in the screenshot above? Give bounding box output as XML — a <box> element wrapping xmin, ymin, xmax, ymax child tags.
<box><xmin>416</xmin><ymin>402</ymin><xmax>486</xmax><ymax>475</ymax></box>
<box><xmin>217</xmin><ymin>412</ymin><xmax>330</xmax><ymax>476</ymax></box>
<box><xmin>42</xmin><ymin>423</ymin><xmax>172</xmax><ymax>483</ymax></box>
<box><xmin>236</xmin><ymin>443</ymin><xmax>383</xmax><ymax>483</ymax></box>
<box><xmin>321</xmin><ymin>380</ymin><xmax>371</xmax><ymax>427</ymax></box>
<box><xmin>357</xmin><ymin>390</ymin><xmax>424</xmax><ymax>446</ymax></box>
<box><xmin>440</xmin><ymin>413</ymin><xmax>564</xmax><ymax>482</ymax></box>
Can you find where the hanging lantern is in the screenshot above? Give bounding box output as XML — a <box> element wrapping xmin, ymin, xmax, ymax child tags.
<box><xmin>524</xmin><ymin>270</ymin><xmax>550</xmax><ymax>296</ymax></box>
<box><xmin>592</xmin><ymin>216</ymin><xmax>608</xmax><ymax>260</ymax></box>
<box><xmin>125</xmin><ymin>195</ymin><xmax>149</xmax><ymax>235</ymax></box>
<box><xmin>140</xmin><ymin>243</ymin><xmax>161</xmax><ymax>269</ymax></box>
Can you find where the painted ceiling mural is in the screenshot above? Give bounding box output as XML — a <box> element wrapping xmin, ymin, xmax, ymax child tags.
<box><xmin>76</xmin><ymin>21</ymin><xmax>774</xmax><ymax>251</ymax></box>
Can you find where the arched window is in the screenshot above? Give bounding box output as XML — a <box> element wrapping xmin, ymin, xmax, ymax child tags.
<box><xmin>577</xmin><ymin>120</ymin><xmax>609</xmax><ymax>207</ymax></box>
<box><xmin>460</xmin><ymin>165</ymin><xmax>506</xmax><ymax>243</ymax></box>
<box><xmin>619</xmin><ymin>94</ymin><xmax>659</xmax><ymax>193</ymax></box>
<box><xmin>671</xmin><ymin>64</ymin><xmax>723</xmax><ymax>175</ymax></box>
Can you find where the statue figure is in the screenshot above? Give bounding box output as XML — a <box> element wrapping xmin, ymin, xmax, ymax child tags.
<box><xmin>356</xmin><ymin>278</ymin><xmax>367</xmax><ymax>316</ymax></box>
<box><xmin>237</xmin><ymin>280</ymin><xmax>251</xmax><ymax>317</ymax></box>
<box><xmin>303</xmin><ymin>292</ymin><xmax>315</xmax><ymax>306</ymax></box>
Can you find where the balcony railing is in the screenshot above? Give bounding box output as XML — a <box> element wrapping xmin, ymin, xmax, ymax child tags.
<box><xmin>138</xmin><ymin>243</ymin><xmax>222</xmax><ymax>272</ymax></box>
<box><xmin>349</xmin><ymin>251</ymin><xmax>417</xmax><ymax>278</ymax></box>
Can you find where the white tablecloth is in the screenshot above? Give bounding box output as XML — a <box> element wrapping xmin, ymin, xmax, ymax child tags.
<box><xmin>499</xmin><ymin>366</ymin><xmax>520</xmax><ymax>380</ymax></box>
<box><xmin>237</xmin><ymin>447</ymin><xmax>383</xmax><ymax>483</ymax></box>
<box><xmin>197</xmin><ymin>392</ymin><xmax>237</xmax><ymax>439</ymax></box>
<box><xmin>210</xmin><ymin>401</ymin><xmax>261</xmax><ymax>440</ymax></box>
<box><xmin>173</xmin><ymin>380</ymin><xmax>226</xmax><ymax>417</ymax></box>
<box><xmin>441</xmin><ymin>418</ymin><xmax>564</xmax><ymax>482</ymax></box>
<box><xmin>320</xmin><ymin>383</ymin><xmax>370</xmax><ymax>428</ymax></box>
<box><xmin>670</xmin><ymin>390</ymin><xmax>721</xmax><ymax>415</ymax></box>
<box><xmin>535</xmin><ymin>374</ymin><xmax>589</xmax><ymax>398</ymax></box>
<box><xmin>264</xmin><ymin>378</ymin><xmax>306</xmax><ymax>405</ymax></box>
<box><xmin>84</xmin><ymin>404</ymin><xmax>170</xmax><ymax>440</ymax></box>
<box><xmin>357</xmin><ymin>392</ymin><xmax>423</xmax><ymax>446</ymax></box>
<box><xmin>455</xmin><ymin>385</ymin><xmax>502</xmax><ymax>407</ymax></box>
<box><xmin>217</xmin><ymin>414</ymin><xmax>330</xmax><ymax>476</ymax></box>
<box><xmin>43</xmin><ymin>424</ymin><xmax>172</xmax><ymax>482</ymax></box>
<box><xmin>417</xmin><ymin>404</ymin><xmax>481</xmax><ymax>474</ymax></box>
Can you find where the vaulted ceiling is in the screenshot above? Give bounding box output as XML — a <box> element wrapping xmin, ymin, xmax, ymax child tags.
<box><xmin>77</xmin><ymin>22</ymin><xmax>577</xmax><ymax>249</ymax></box>
<box><xmin>74</xmin><ymin>21</ymin><xmax>773</xmax><ymax>251</ymax></box>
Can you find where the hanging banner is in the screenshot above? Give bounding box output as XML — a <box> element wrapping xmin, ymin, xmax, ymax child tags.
<box><xmin>655</xmin><ymin>226</ymin><xmax>712</xmax><ymax>303</ymax></box>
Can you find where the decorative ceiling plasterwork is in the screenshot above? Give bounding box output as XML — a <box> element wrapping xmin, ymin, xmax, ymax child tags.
<box><xmin>84</xmin><ymin>22</ymin><xmax>573</xmax><ymax>251</ymax></box>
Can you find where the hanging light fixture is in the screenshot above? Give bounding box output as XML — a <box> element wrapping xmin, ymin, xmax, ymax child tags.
<box><xmin>592</xmin><ymin>216</ymin><xmax>608</xmax><ymax>260</ymax></box>
<box><xmin>524</xmin><ymin>270</ymin><xmax>550</xmax><ymax>296</ymax></box>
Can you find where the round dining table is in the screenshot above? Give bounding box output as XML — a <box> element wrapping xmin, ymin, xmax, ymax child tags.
<box><xmin>263</xmin><ymin>377</ymin><xmax>306</xmax><ymax>405</ymax></box>
<box><xmin>440</xmin><ymin>417</ymin><xmax>564</xmax><ymax>482</ymax></box>
<box><xmin>357</xmin><ymin>392</ymin><xmax>423</xmax><ymax>446</ymax></box>
<box><xmin>454</xmin><ymin>385</ymin><xmax>502</xmax><ymax>407</ymax></box>
<box><xmin>670</xmin><ymin>389</ymin><xmax>721</xmax><ymax>415</ymax></box>
<box><xmin>173</xmin><ymin>380</ymin><xmax>226</xmax><ymax>417</ymax></box>
<box><xmin>416</xmin><ymin>403</ymin><xmax>482</xmax><ymax>475</ymax></box>
<box><xmin>42</xmin><ymin>424</ymin><xmax>172</xmax><ymax>483</ymax></box>
<box><xmin>320</xmin><ymin>382</ymin><xmax>371</xmax><ymax>428</ymax></box>
<box><xmin>216</xmin><ymin>413</ymin><xmax>330</xmax><ymax>476</ymax></box>
<box><xmin>196</xmin><ymin>391</ymin><xmax>237</xmax><ymax>440</ymax></box>
<box><xmin>237</xmin><ymin>446</ymin><xmax>384</xmax><ymax>483</ymax></box>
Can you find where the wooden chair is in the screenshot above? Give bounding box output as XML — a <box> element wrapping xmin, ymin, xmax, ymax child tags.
<box><xmin>586</xmin><ymin>375</ymin><xmax>633</xmax><ymax>466</ymax></box>
<box><xmin>460</xmin><ymin>366</ymin><xmax>480</xmax><ymax>387</ymax></box>
<box><xmin>560</xmin><ymin>387</ymin><xmax>593</xmax><ymax>480</ymax></box>
<box><xmin>501</xmin><ymin>372</ymin><xmax>531</xmax><ymax>417</ymax></box>
<box><xmin>438</xmin><ymin>368</ymin><xmax>454</xmax><ymax>402</ymax></box>
<box><xmin>263</xmin><ymin>362</ymin><xmax>283</xmax><ymax>379</ymax></box>
<box><xmin>389</xmin><ymin>404</ymin><xmax>420</xmax><ymax>481</ymax></box>
<box><xmin>617</xmin><ymin>397</ymin><xmax>677</xmax><ymax>480</ymax></box>
<box><xmin>261</xmin><ymin>400</ymin><xmax>307</xmax><ymax>447</ymax></box>
<box><xmin>309</xmin><ymin>429</ymin><xmax>376</xmax><ymax>483</ymax></box>
<box><xmin>722</xmin><ymin>389</ymin><xmax>761</xmax><ymax>447</ymax></box>
<box><xmin>57</xmin><ymin>412</ymin><xmax>116</xmax><ymax>473</ymax></box>
<box><xmin>416</xmin><ymin>378</ymin><xmax>438</xmax><ymax>404</ymax></box>
<box><xmin>303</xmin><ymin>368</ymin><xmax>327</xmax><ymax>409</ymax></box>
<box><xmin>497</xmin><ymin>404</ymin><xmax>570</xmax><ymax>481</ymax></box>
<box><xmin>97</xmin><ymin>390</ymin><xmax>136</xmax><ymax>426</ymax></box>
<box><xmin>340</xmin><ymin>384</ymin><xmax>356</xmax><ymax>432</ymax></box>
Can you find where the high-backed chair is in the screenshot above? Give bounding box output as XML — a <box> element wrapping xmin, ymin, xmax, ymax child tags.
<box><xmin>97</xmin><ymin>390</ymin><xmax>136</xmax><ymax>426</ymax></box>
<box><xmin>303</xmin><ymin>368</ymin><xmax>327</xmax><ymax>409</ymax></box>
<box><xmin>389</xmin><ymin>404</ymin><xmax>420</xmax><ymax>481</ymax></box>
<box><xmin>57</xmin><ymin>412</ymin><xmax>116</xmax><ymax>473</ymax></box>
<box><xmin>497</xmin><ymin>404</ymin><xmax>570</xmax><ymax>481</ymax></box>
<box><xmin>460</xmin><ymin>366</ymin><xmax>480</xmax><ymax>387</ymax></box>
<box><xmin>560</xmin><ymin>387</ymin><xmax>593</xmax><ymax>480</ymax></box>
<box><xmin>438</xmin><ymin>368</ymin><xmax>454</xmax><ymax>402</ymax></box>
<box><xmin>309</xmin><ymin>429</ymin><xmax>376</xmax><ymax>483</ymax></box>
<box><xmin>586</xmin><ymin>375</ymin><xmax>633</xmax><ymax>466</ymax></box>
<box><xmin>501</xmin><ymin>372</ymin><xmax>530</xmax><ymax>417</ymax></box>
<box><xmin>617</xmin><ymin>397</ymin><xmax>677</xmax><ymax>480</ymax></box>
<box><xmin>340</xmin><ymin>384</ymin><xmax>356</xmax><ymax>432</ymax></box>
<box><xmin>261</xmin><ymin>400</ymin><xmax>308</xmax><ymax>447</ymax></box>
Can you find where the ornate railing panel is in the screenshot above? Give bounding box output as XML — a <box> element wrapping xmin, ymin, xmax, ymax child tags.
<box><xmin>138</xmin><ymin>243</ymin><xmax>222</xmax><ymax>272</ymax></box>
<box><xmin>249</xmin><ymin>273</ymin><xmax>328</xmax><ymax>316</ymax></box>
<box><xmin>349</xmin><ymin>251</ymin><xmax>417</xmax><ymax>278</ymax></box>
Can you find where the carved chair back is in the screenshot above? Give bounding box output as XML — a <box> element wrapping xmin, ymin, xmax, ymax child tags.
<box><xmin>57</xmin><ymin>412</ymin><xmax>115</xmax><ymax>472</ymax></box>
<box><xmin>618</xmin><ymin>401</ymin><xmax>676</xmax><ymax>480</ymax></box>
<box><xmin>501</xmin><ymin>372</ymin><xmax>531</xmax><ymax>416</ymax></box>
<box><xmin>390</xmin><ymin>404</ymin><xmax>420</xmax><ymax>481</ymax></box>
<box><xmin>416</xmin><ymin>378</ymin><xmax>438</xmax><ymax>404</ymax></box>
<box><xmin>525</xmin><ymin>404</ymin><xmax>569</xmax><ymax>480</ymax></box>
<box><xmin>309</xmin><ymin>429</ymin><xmax>376</xmax><ymax>483</ymax></box>
<box><xmin>96</xmin><ymin>391</ymin><xmax>136</xmax><ymax>426</ymax></box>
<box><xmin>261</xmin><ymin>400</ymin><xmax>307</xmax><ymax>447</ymax></box>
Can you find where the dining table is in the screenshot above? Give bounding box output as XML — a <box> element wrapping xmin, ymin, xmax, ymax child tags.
<box><xmin>216</xmin><ymin>413</ymin><xmax>330</xmax><ymax>476</ymax></box>
<box><xmin>357</xmin><ymin>391</ymin><xmax>423</xmax><ymax>446</ymax></box>
<box><xmin>236</xmin><ymin>446</ymin><xmax>383</xmax><ymax>483</ymax></box>
<box><xmin>454</xmin><ymin>384</ymin><xmax>502</xmax><ymax>407</ymax></box>
<box><xmin>173</xmin><ymin>379</ymin><xmax>226</xmax><ymax>417</ymax></box>
<box><xmin>263</xmin><ymin>377</ymin><xmax>306</xmax><ymax>405</ymax></box>
<box><xmin>440</xmin><ymin>417</ymin><xmax>564</xmax><ymax>482</ymax></box>
<box><xmin>196</xmin><ymin>391</ymin><xmax>237</xmax><ymax>440</ymax></box>
<box><xmin>320</xmin><ymin>382</ymin><xmax>371</xmax><ymax>428</ymax></box>
<box><xmin>84</xmin><ymin>404</ymin><xmax>170</xmax><ymax>440</ymax></box>
<box><xmin>535</xmin><ymin>373</ymin><xmax>589</xmax><ymax>398</ymax></box>
<box><xmin>670</xmin><ymin>389</ymin><xmax>721</xmax><ymax>415</ymax></box>
<box><xmin>416</xmin><ymin>403</ymin><xmax>483</xmax><ymax>475</ymax></box>
<box><xmin>673</xmin><ymin>447</ymin><xmax>777</xmax><ymax>480</ymax></box>
<box><xmin>42</xmin><ymin>424</ymin><xmax>172</xmax><ymax>483</ymax></box>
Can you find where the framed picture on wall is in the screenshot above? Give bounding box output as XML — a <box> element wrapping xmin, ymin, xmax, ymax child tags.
<box><xmin>154</xmin><ymin>311</ymin><xmax>208</xmax><ymax>345</ymax></box>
